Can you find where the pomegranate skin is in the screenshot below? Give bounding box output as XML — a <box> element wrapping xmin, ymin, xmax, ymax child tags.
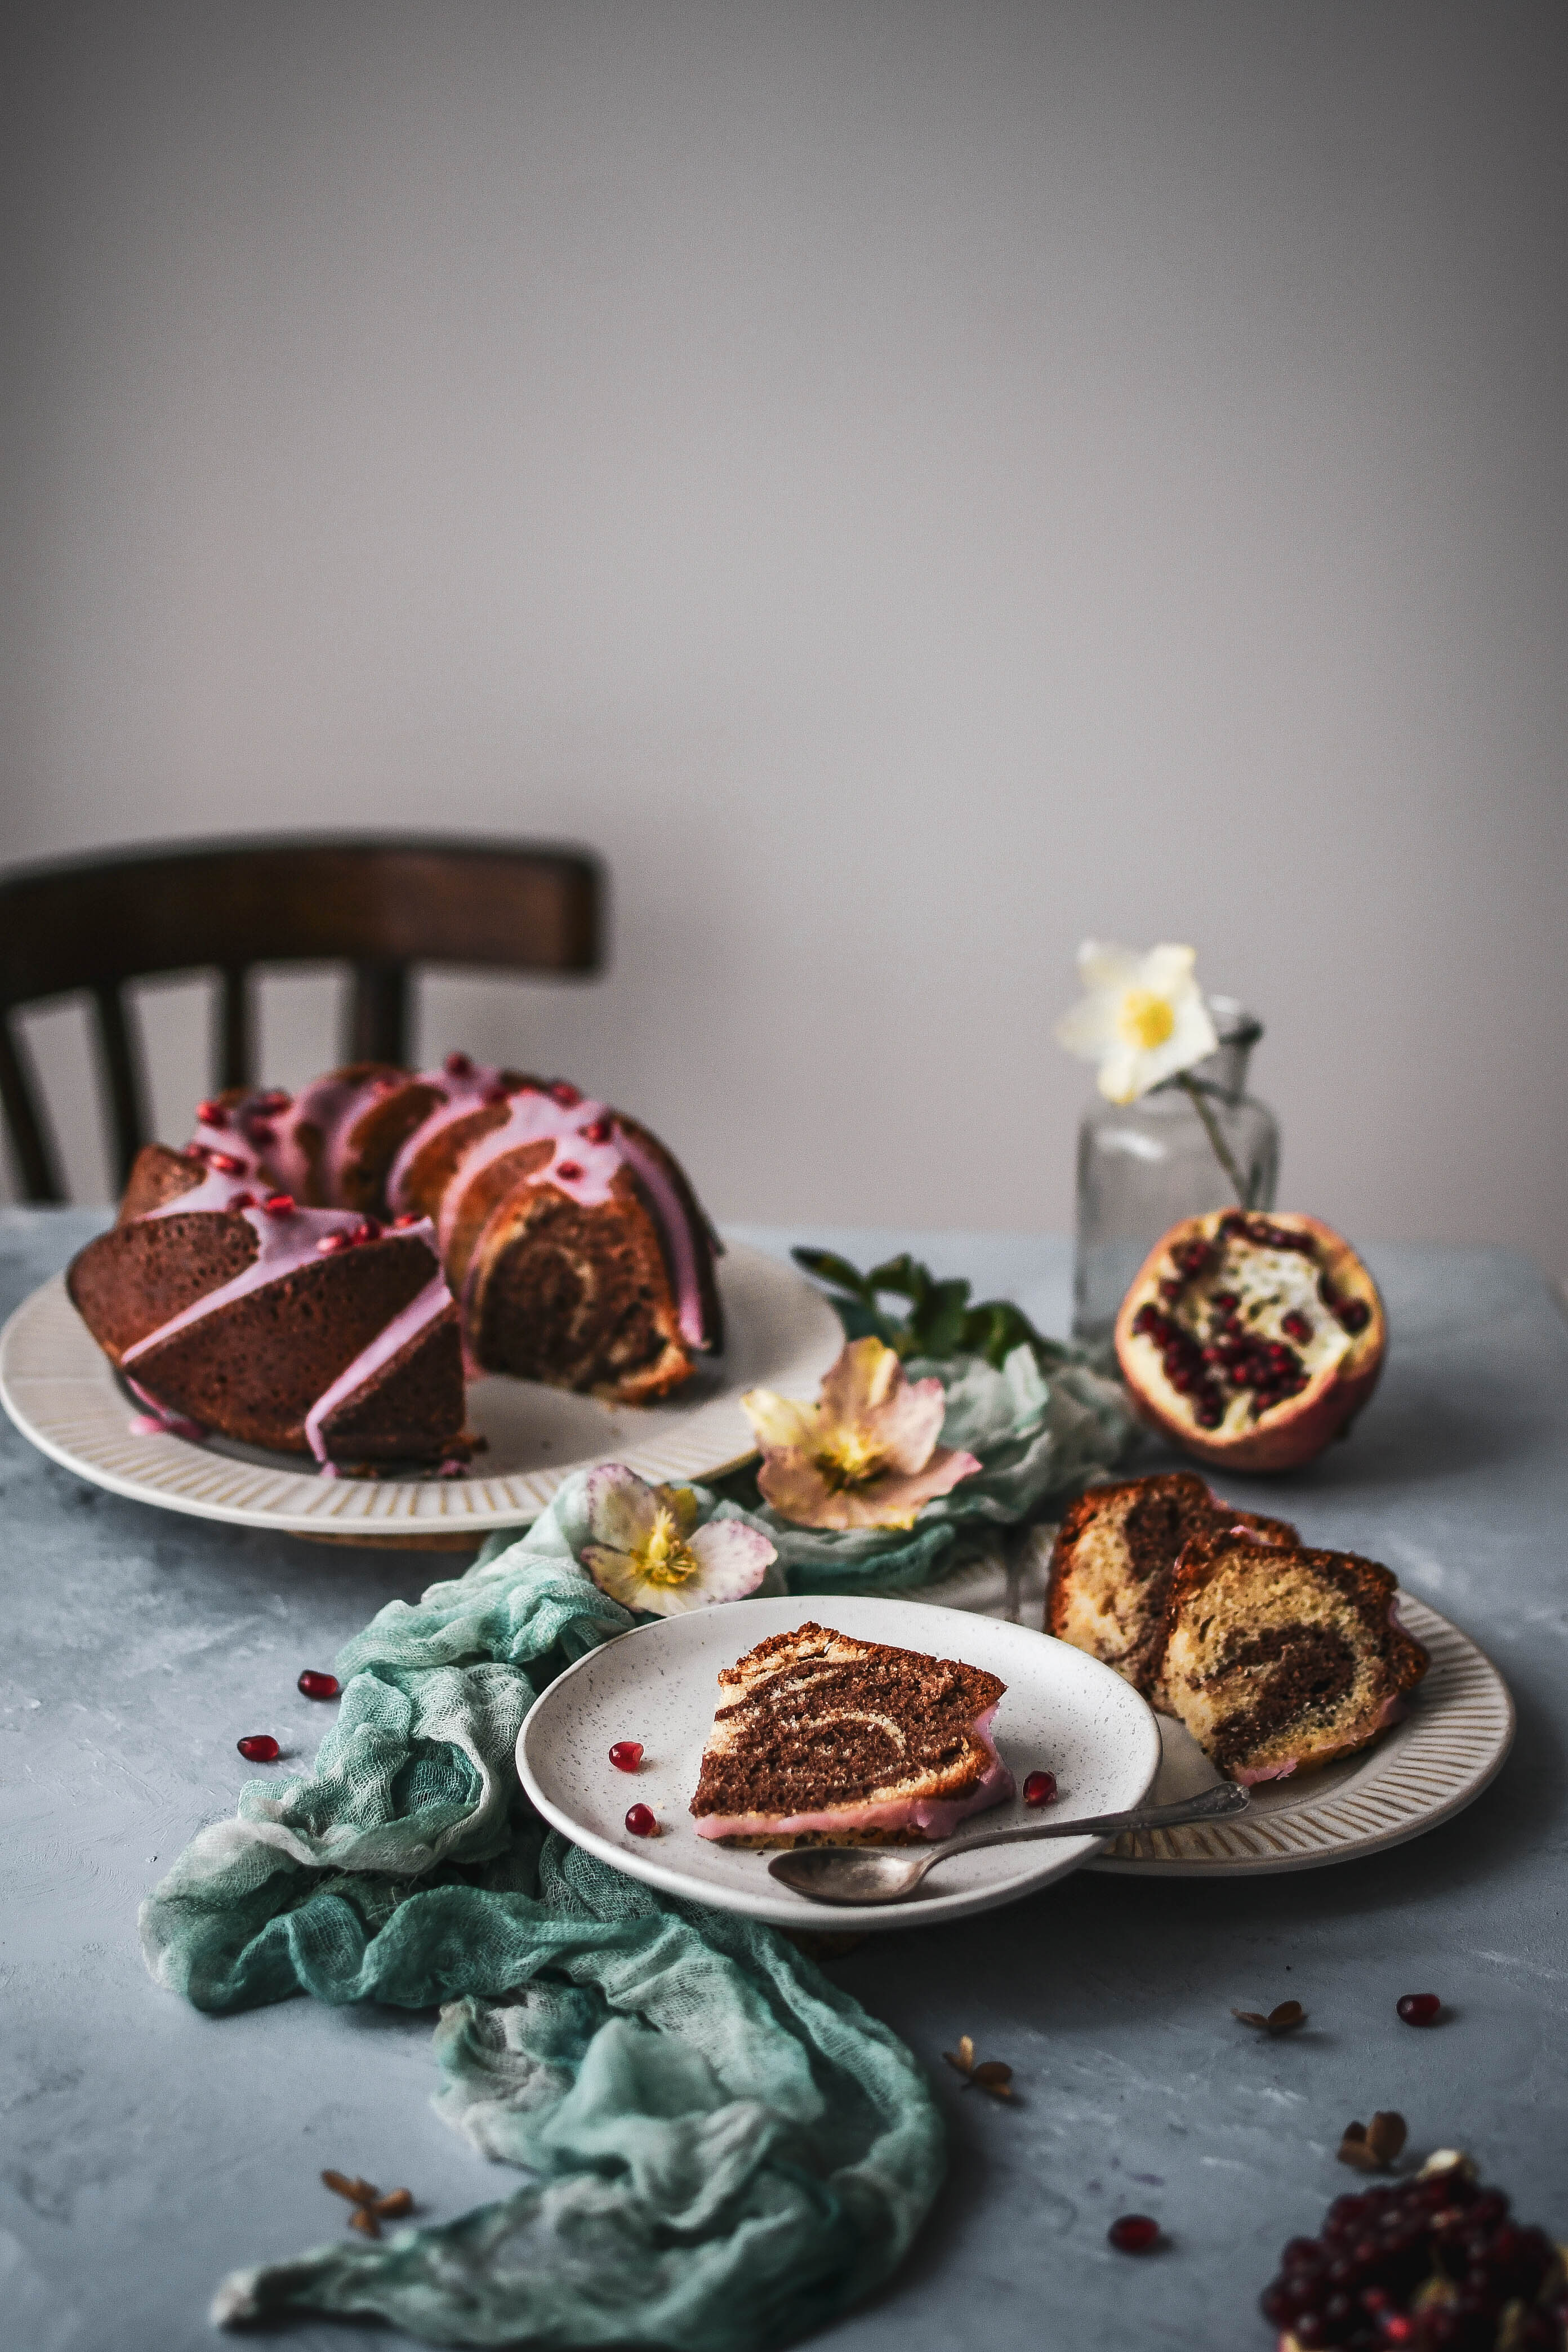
<box><xmin>1115</xmin><ymin>1210</ymin><xmax>1386</xmax><ymax>1473</ymax></box>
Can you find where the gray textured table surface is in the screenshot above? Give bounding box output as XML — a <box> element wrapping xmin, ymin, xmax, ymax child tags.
<box><xmin>4</xmin><ymin>1211</ymin><xmax>1566</xmax><ymax>2352</ymax></box>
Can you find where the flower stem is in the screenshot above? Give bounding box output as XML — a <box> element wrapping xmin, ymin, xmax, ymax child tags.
<box><xmin>1175</xmin><ymin>1073</ymin><xmax>1253</xmax><ymax>1209</ymax></box>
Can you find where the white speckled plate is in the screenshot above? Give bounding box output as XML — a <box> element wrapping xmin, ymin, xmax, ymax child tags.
<box><xmin>0</xmin><ymin>1243</ymin><xmax>841</xmax><ymax>1545</ymax></box>
<box><xmin>516</xmin><ymin>1595</ymin><xmax>1162</xmax><ymax>1933</ymax></box>
<box><xmin>1088</xmin><ymin>1590</ymin><xmax>1513</xmax><ymax>1876</ymax></box>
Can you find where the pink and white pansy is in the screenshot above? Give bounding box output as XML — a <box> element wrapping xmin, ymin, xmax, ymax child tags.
<box><xmin>578</xmin><ymin>1465</ymin><xmax>776</xmax><ymax>1616</ymax></box>
<box><xmin>742</xmin><ymin>1336</ymin><xmax>982</xmax><ymax>1531</ymax></box>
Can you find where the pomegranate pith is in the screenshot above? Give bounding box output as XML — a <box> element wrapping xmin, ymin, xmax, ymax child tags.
<box><xmin>1115</xmin><ymin>1210</ymin><xmax>1386</xmax><ymax>1473</ymax></box>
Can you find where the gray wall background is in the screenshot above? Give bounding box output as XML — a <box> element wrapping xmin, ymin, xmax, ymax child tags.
<box><xmin>3</xmin><ymin>2</ymin><xmax>1565</xmax><ymax>1270</ymax></box>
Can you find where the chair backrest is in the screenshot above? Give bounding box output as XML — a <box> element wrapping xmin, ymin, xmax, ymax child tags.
<box><xmin>0</xmin><ymin>836</ymin><xmax>603</xmax><ymax>1201</ymax></box>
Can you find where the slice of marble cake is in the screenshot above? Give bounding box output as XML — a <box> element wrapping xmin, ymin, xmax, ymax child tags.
<box><xmin>689</xmin><ymin>1621</ymin><xmax>1014</xmax><ymax>1847</ymax></box>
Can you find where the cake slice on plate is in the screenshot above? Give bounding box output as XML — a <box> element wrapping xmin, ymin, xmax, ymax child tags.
<box><xmin>689</xmin><ymin>1622</ymin><xmax>1014</xmax><ymax>1848</ymax></box>
<box><xmin>1151</xmin><ymin>1529</ymin><xmax>1429</xmax><ymax>1783</ymax></box>
<box><xmin>1046</xmin><ymin>1469</ymin><xmax>1298</xmax><ymax>1697</ymax></box>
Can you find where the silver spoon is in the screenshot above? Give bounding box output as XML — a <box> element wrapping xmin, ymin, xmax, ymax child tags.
<box><xmin>766</xmin><ymin>1782</ymin><xmax>1250</xmax><ymax>1906</ymax></box>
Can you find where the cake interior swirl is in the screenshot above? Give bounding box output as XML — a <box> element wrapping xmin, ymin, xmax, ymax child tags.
<box><xmin>689</xmin><ymin>1622</ymin><xmax>1014</xmax><ymax>1847</ymax></box>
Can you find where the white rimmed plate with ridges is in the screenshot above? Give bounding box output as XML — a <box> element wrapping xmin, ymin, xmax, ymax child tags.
<box><xmin>1085</xmin><ymin>1591</ymin><xmax>1513</xmax><ymax>1876</ymax></box>
<box><xmin>0</xmin><ymin>1242</ymin><xmax>841</xmax><ymax>1545</ymax></box>
<box><xmin>516</xmin><ymin>1594</ymin><xmax>1162</xmax><ymax>1933</ymax></box>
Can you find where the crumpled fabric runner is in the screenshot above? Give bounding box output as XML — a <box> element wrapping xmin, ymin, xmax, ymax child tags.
<box><xmin>141</xmin><ymin>1539</ymin><xmax>945</xmax><ymax>2347</ymax></box>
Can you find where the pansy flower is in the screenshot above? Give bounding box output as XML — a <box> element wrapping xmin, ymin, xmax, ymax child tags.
<box><xmin>742</xmin><ymin>1336</ymin><xmax>981</xmax><ymax>1530</ymax></box>
<box><xmin>579</xmin><ymin>1465</ymin><xmax>775</xmax><ymax>1615</ymax></box>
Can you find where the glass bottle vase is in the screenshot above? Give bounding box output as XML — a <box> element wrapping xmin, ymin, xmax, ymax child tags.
<box><xmin>1071</xmin><ymin>999</ymin><xmax>1280</xmax><ymax>1355</ymax></box>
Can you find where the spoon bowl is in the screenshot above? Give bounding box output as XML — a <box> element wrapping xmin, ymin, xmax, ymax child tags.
<box><xmin>767</xmin><ymin>1784</ymin><xmax>1250</xmax><ymax>1906</ymax></box>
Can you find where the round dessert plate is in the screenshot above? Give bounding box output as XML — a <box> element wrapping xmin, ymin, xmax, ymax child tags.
<box><xmin>1087</xmin><ymin>1591</ymin><xmax>1512</xmax><ymax>1877</ymax></box>
<box><xmin>516</xmin><ymin>1594</ymin><xmax>1162</xmax><ymax>1934</ymax></box>
<box><xmin>0</xmin><ymin>1242</ymin><xmax>841</xmax><ymax>1545</ymax></box>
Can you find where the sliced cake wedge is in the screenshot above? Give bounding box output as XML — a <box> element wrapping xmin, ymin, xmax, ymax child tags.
<box><xmin>1046</xmin><ymin>1471</ymin><xmax>1298</xmax><ymax>1698</ymax></box>
<box><xmin>1151</xmin><ymin>1529</ymin><xmax>1429</xmax><ymax>1783</ymax></box>
<box><xmin>689</xmin><ymin>1622</ymin><xmax>1014</xmax><ymax>1847</ymax></box>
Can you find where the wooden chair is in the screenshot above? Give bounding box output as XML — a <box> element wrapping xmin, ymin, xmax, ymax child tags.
<box><xmin>0</xmin><ymin>836</ymin><xmax>603</xmax><ymax>1202</ymax></box>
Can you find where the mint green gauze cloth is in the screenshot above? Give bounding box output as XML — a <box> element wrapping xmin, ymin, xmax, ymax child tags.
<box><xmin>140</xmin><ymin>1543</ymin><xmax>945</xmax><ymax>2346</ymax></box>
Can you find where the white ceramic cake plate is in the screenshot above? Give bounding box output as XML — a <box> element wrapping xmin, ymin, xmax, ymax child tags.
<box><xmin>1085</xmin><ymin>1589</ymin><xmax>1513</xmax><ymax>1876</ymax></box>
<box><xmin>516</xmin><ymin>1594</ymin><xmax>1163</xmax><ymax>1934</ymax></box>
<box><xmin>0</xmin><ymin>1242</ymin><xmax>842</xmax><ymax>1547</ymax></box>
<box><xmin>773</xmin><ymin>1538</ymin><xmax>1514</xmax><ymax>1881</ymax></box>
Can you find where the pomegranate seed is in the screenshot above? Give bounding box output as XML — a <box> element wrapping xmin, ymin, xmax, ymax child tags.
<box><xmin>196</xmin><ymin>1099</ymin><xmax>228</xmax><ymax>1128</ymax></box>
<box><xmin>609</xmin><ymin>1741</ymin><xmax>644</xmax><ymax>1772</ymax></box>
<box><xmin>1397</xmin><ymin>1993</ymin><xmax>1441</xmax><ymax>2026</ymax></box>
<box><xmin>482</xmin><ymin>1084</ymin><xmax>510</xmax><ymax>1106</ymax></box>
<box><xmin>582</xmin><ymin>1117</ymin><xmax>612</xmax><ymax>1144</ymax></box>
<box><xmin>1107</xmin><ymin>2214</ymin><xmax>1160</xmax><ymax>2253</ymax></box>
<box><xmin>444</xmin><ymin>1052</ymin><xmax>473</xmax><ymax>1077</ymax></box>
<box><xmin>624</xmin><ymin>1803</ymin><xmax>657</xmax><ymax>1837</ymax></box>
<box><xmin>1339</xmin><ymin>1298</ymin><xmax>1371</xmax><ymax>1334</ymax></box>
<box><xmin>297</xmin><ymin>1670</ymin><xmax>340</xmax><ymax>1700</ymax></box>
<box><xmin>317</xmin><ymin>1231</ymin><xmax>352</xmax><ymax>1254</ymax></box>
<box><xmin>351</xmin><ymin>1218</ymin><xmax>382</xmax><ymax>1244</ymax></box>
<box><xmin>392</xmin><ymin>1211</ymin><xmax>422</xmax><ymax>1228</ymax></box>
<box><xmin>1023</xmin><ymin>1770</ymin><xmax>1057</xmax><ymax>1806</ymax></box>
<box><xmin>549</xmin><ymin>1080</ymin><xmax>582</xmax><ymax>1106</ymax></box>
<box><xmin>554</xmin><ymin>1160</ymin><xmax>585</xmax><ymax>1182</ymax></box>
<box><xmin>1281</xmin><ymin>1310</ymin><xmax>1313</xmax><ymax>1344</ymax></box>
<box><xmin>207</xmin><ymin>1150</ymin><xmax>246</xmax><ymax>1174</ymax></box>
<box><xmin>248</xmin><ymin>1119</ymin><xmax>277</xmax><ymax>1146</ymax></box>
<box><xmin>237</xmin><ymin>1734</ymin><xmax>280</xmax><ymax>1762</ymax></box>
<box><xmin>263</xmin><ymin>1192</ymin><xmax>295</xmax><ymax>1215</ymax></box>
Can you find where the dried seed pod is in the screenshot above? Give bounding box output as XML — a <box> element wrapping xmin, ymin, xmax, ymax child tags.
<box><xmin>1338</xmin><ymin>2111</ymin><xmax>1407</xmax><ymax>2171</ymax></box>
<box><xmin>373</xmin><ymin>2189</ymin><xmax>413</xmax><ymax>2220</ymax></box>
<box><xmin>969</xmin><ymin>2061</ymin><xmax>1014</xmax><ymax>2099</ymax></box>
<box><xmin>348</xmin><ymin>2208</ymin><xmax>381</xmax><ymax>2237</ymax></box>
<box><xmin>943</xmin><ymin>2036</ymin><xmax>976</xmax><ymax>2077</ymax></box>
<box><xmin>1233</xmin><ymin>2000</ymin><xmax>1307</xmax><ymax>2036</ymax></box>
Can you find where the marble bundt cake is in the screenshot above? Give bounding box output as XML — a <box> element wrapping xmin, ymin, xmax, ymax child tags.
<box><xmin>66</xmin><ymin>1057</ymin><xmax>724</xmax><ymax>1468</ymax></box>
<box><xmin>689</xmin><ymin>1622</ymin><xmax>1014</xmax><ymax>1847</ymax></box>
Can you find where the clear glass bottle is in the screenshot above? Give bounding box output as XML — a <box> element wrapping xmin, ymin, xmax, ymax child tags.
<box><xmin>1071</xmin><ymin>997</ymin><xmax>1280</xmax><ymax>1355</ymax></box>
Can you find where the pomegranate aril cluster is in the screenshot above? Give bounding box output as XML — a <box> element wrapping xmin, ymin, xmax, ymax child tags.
<box><xmin>1258</xmin><ymin>2170</ymin><xmax>1567</xmax><ymax>2350</ymax></box>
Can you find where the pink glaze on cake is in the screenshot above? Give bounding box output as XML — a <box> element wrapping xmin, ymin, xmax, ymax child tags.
<box><xmin>120</xmin><ymin>1101</ymin><xmax>452</xmax><ymax>1467</ymax></box>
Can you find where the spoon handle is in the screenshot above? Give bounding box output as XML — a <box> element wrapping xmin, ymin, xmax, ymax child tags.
<box><xmin>936</xmin><ymin>1783</ymin><xmax>1249</xmax><ymax>1856</ymax></box>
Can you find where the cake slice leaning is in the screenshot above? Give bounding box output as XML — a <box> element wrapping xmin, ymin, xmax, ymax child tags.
<box><xmin>689</xmin><ymin>1622</ymin><xmax>1014</xmax><ymax>1847</ymax></box>
<box><xmin>1046</xmin><ymin>1471</ymin><xmax>1298</xmax><ymax>1698</ymax></box>
<box><xmin>1151</xmin><ymin>1530</ymin><xmax>1429</xmax><ymax>1783</ymax></box>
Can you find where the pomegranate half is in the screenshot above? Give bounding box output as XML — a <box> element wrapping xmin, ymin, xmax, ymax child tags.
<box><xmin>1114</xmin><ymin>1209</ymin><xmax>1386</xmax><ymax>1473</ymax></box>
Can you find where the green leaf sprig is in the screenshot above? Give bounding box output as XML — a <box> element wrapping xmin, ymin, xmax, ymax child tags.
<box><xmin>791</xmin><ymin>1248</ymin><xmax>1070</xmax><ymax>1373</ymax></box>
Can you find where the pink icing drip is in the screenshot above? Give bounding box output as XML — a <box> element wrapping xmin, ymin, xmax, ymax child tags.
<box><xmin>614</xmin><ymin>1126</ymin><xmax>706</xmax><ymax>1349</ymax></box>
<box><xmin>301</xmin><ymin>1272</ymin><xmax>454</xmax><ymax>1464</ymax></box>
<box><xmin>693</xmin><ymin>1704</ymin><xmax>1015</xmax><ymax>1844</ymax></box>
<box><xmin>122</xmin><ymin>1201</ymin><xmax>377</xmax><ymax>1364</ymax></box>
<box><xmin>126</xmin><ymin>1378</ymin><xmax>206</xmax><ymax>1442</ymax></box>
<box><xmin>266</xmin><ymin>1071</ymin><xmax>389</xmax><ymax>1201</ymax></box>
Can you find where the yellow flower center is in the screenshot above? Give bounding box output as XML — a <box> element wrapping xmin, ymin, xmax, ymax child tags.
<box><xmin>1118</xmin><ymin>988</ymin><xmax>1176</xmax><ymax>1050</ymax></box>
<box><xmin>813</xmin><ymin>1427</ymin><xmax>885</xmax><ymax>1492</ymax></box>
<box><xmin>634</xmin><ymin>1506</ymin><xmax>701</xmax><ymax>1587</ymax></box>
